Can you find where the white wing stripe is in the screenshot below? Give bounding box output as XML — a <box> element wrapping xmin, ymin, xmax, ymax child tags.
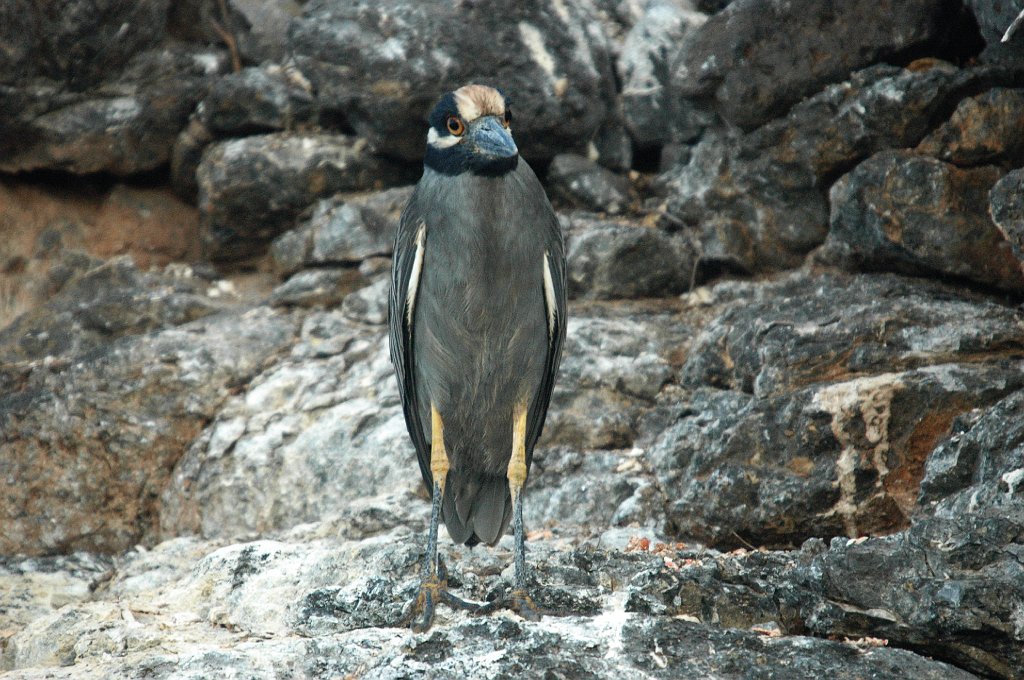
<box><xmin>542</xmin><ymin>250</ymin><xmax>557</xmax><ymax>343</ymax></box>
<box><xmin>406</xmin><ymin>222</ymin><xmax>426</xmax><ymax>326</ymax></box>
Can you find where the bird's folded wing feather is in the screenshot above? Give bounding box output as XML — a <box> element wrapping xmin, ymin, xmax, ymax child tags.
<box><xmin>388</xmin><ymin>193</ymin><xmax>433</xmax><ymax>487</ymax></box>
<box><xmin>526</xmin><ymin>217</ymin><xmax>567</xmax><ymax>467</ymax></box>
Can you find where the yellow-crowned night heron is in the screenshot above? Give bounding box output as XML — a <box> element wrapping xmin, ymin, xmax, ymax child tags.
<box><xmin>389</xmin><ymin>84</ymin><xmax>566</xmax><ymax>630</ymax></box>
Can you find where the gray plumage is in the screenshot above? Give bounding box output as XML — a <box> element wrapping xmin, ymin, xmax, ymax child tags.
<box><xmin>389</xmin><ymin>155</ymin><xmax>566</xmax><ymax>546</ymax></box>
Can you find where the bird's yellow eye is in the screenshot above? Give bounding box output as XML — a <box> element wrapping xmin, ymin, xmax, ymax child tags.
<box><xmin>446</xmin><ymin>115</ymin><xmax>465</xmax><ymax>136</ymax></box>
<box><xmin>502</xmin><ymin>109</ymin><xmax>512</xmax><ymax>128</ymax></box>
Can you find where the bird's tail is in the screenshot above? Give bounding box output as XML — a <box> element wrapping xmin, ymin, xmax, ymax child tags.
<box><xmin>441</xmin><ymin>469</ymin><xmax>512</xmax><ymax>547</ymax></box>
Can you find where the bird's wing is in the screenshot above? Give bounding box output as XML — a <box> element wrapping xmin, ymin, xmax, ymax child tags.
<box><xmin>526</xmin><ymin>217</ymin><xmax>567</xmax><ymax>467</ymax></box>
<box><xmin>388</xmin><ymin>190</ymin><xmax>433</xmax><ymax>489</ymax></box>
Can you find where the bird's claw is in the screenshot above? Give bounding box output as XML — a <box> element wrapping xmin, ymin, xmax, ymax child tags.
<box><xmin>402</xmin><ymin>558</ymin><xmax>482</xmax><ymax>632</ymax></box>
<box><xmin>475</xmin><ymin>587</ymin><xmax>545</xmax><ymax>621</ymax></box>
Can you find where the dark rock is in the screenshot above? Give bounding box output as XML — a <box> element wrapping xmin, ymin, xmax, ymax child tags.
<box><xmin>0</xmin><ymin>47</ymin><xmax>224</xmax><ymax>175</ymax></box>
<box><xmin>917</xmin><ymin>88</ymin><xmax>1024</xmax><ymax>166</ymax></box>
<box><xmin>0</xmin><ymin>0</ymin><xmax>169</xmax><ymax>88</ymax></box>
<box><xmin>965</xmin><ymin>0</ymin><xmax>1024</xmax><ymax>63</ymax></box>
<box><xmin>660</xmin><ymin>62</ymin><xmax>1005</xmax><ymax>273</ymax></box>
<box><xmin>288</xmin><ymin>0</ymin><xmax>616</xmax><ymax>160</ymax></box>
<box><xmin>590</xmin><ymin>116</ymin><xmax>633</xmax><ymax>171</ymax></box>
<box><xmin>564</xmin><ymin>214</ymin><xmax>696</xmax><ymax>299</ymax></box>
<box><xmin>232</xmin><ymin>0</ymin><xmax>302</xmax><ymax>62</ymax></box>
<box><xmin>197</xmin><ymin>133</ymin><xmax>411</xmax><ymax>261</ymax></box>
<box><xmin>673</xmin><ymin>0</ymin><xmax>954</xmax><ymax>129</ymax></box>
<box><xmin>919</xmin><ymin>389</ymin><xmax>1024</xmax><ymax>516</ymax></box>
<box><xmin>695</xmin><ymin>0</ymin><xmax>732</xmax><ymax>11</ymax></box>
<box><xmin>799</xmin><ymin>513</ymin><xmax>1024</xmax><ymax>679</ymax></box>
<box><xmin>0</xmin><ymin>307</ymin><xmax>297</xmax><ymax>556</ymax></box>
<box><xmin>621</xmin><ymin>617</ymin><xmax>976</xmax><ymax>679</ymax></box>
<box><xmin>990</xmin><ymin>168</ymin><xmax>1024</xmax><ymax>269</ymax></box>
<box><xmin>624</xmin><ymin>516</ymin><xmax>1022</xmax><ymax>679</ymax></box>
<box><xmin>198</xmin><ymin>64</ymin><xmax>317</xmax><ymax>136</ymax></box>
<box><xmin>548</xmin><ymin>155</ymin><xmax>631</xmax><ymax>214</ymax></box>
<box><xmin>527</xmin><ymin>447</ymin><xmax>664</xmax><ymax>536</ymax></box>
<box><xmin>660</xmin><ymin>128</ymin><xmax>829</xmax><ymax>272</ymax></box>
<box><xmin>649</xmin><ymin>363</ymin><xmax>1024</xmax><ymax>548</ymax></box>
<box><xmin>680</xmin><ymin>272</ymin><xmax>1024</xmax><ymax>398</ymax></box>
<box><xmin>166</xmin><ymin>0</ymin><xmax>294</xmax><ymax>65</ymax></box>
<box><xmin>825</xmin><ymin>150</ymin><xmax>1024</xmax><ymax>293</ymax></box>
<box><xmin>661</xmin><ymin>272</ymin><xmax>1024</xmax><ymax>548</ymax></box>
<box><xmin>618</xmin><ymin>1</ymin><xmax>708</xmax><ymax>146</ymax></box>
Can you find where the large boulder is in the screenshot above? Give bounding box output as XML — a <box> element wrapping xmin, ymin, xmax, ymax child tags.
<box><xmin>288</xmin><ymin>0</ymin><xmax>616</xmax><ymax>160</ymax></box>
<box><xmin>673</xmin><ymin>0</ymin><xmax>956</xmax><ymax>129</ymax></box>
<box><xmin>196</xmin><ymin>133</ymin><xmax>412</xmax><ymax>261</ymax></box>
<box><xmin>825</xmin><ymin>150</ymin><xmax>1024</xmax><ymax>293</ymax></box>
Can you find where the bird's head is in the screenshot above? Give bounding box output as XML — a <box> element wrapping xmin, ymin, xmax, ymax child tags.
<box><xmin>423</xmin><ymin>84</ymin><xmax>518</xmax><ymax>177</ymax></box>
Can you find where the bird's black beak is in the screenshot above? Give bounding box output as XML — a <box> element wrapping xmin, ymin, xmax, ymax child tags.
<box><xmin>468</xmin><ymin>116</ymin><xmax>518</xmax><ymax>160</ymax></box>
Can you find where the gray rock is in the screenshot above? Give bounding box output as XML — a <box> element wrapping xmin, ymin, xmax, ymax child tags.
<box><xmin>680</xmin><ymin>272</ymin><xmax>1024</xmax><ymax>398</ymax></box>
<box><xmin>799</xmin><ymin>513</ymin><xmax>1024</xmax><ymax>679</ymax></box>
<box><xmin>270</xmin><ymin>198</ymin><xmax>401</xmax><ymax>277</ymax></box>
<box><xmin>0</xmin><ymin>527</ymin><xmax>984</xmax><ymax>679</ymax></box>
<box><xmin>159</xmin><ymin>298</ymin><xmax>691</xmax><ymax>540</ymax></box>
<box><xmin>268</xmin><ymin>268</ymin><xmax>367</xmax><ymax>308</ymax></box>
<box><xmin>626</xmin><ymin>512</ymin><xmax>1022</xmax><ymax>679</ymax></box>
<box><xmin>231</xmin><ymin>0</ymin><xmax>303</xmax><ymax>62</ymax></box>
<box><xmin>288</xmin><ymin>0</ymin><xmax>616</xmax><ymax>160</ymax></box>
<box><xmin>590</xmin><ymin>116</ymin><xmax>633</xmax><ymax>171</ymax></box>
<box><xmin>660</xmin><ymin>62</ymin><xmax>1005</xmax><ymax>274</ymax></box>
<box><xmin>565</xmin><ymin>214</ymin><xmax>696</xmax><ymax>298</ymax></box>
<box><xmin>825</xmin><ymin>150</ymin><xmax>1024</xmax><ymax>293</ymax></box>
<box><xmin>990</xmin><ymin>168</ymin><xmax>1024</xmax><ymax>270</ymax></box>
<box><xmin>0</xmin><ymin>257</ymin><xmax>220</xmax><ymax>366</ymax></box>
<box><xmin>618</xmin><ymin>0</ymin><xmax>708</xmax><ymax>145</ymax></box>
<box><xmin>548</xmin><ymin>154</ymin><xmax>632</xmax><ymax>214</ymax></box>
<box><xmin>917</xmin><ymin>88</ymin><xmax>1024</xmax><ymax>166</ymax></box>
<box><xmin>544</xmin><ymin>300</ymin><xmax>693</xmax><ymax>450</ymax></box>
<box><xmin>660</xmin><ymin>271</ymin><xmax>1024</xmax><ymax>548</ymax></box>
<box><xmin>340</xmin><ymin>276</ymin><xmax>390</xmax><ymax>325</ymax></box>
<box><xmin>673</xmin><ymin>0</ymin><xmax>953</xmax><ymax>129</ymax></box>
<box><xmin>0</xmin><ymin>307</ymin><xmax>298</xmax><ymax>556</ymax></box>
<box><xmin>197</xmin><ymin>133</ymin><xmax>410</xmax><ymax>261</ymax></box>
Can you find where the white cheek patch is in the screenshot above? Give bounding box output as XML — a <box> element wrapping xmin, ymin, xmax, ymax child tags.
<box><xmin>427</xmin><ymin>127</ymin><xmax>461</xmax><ymax>149</ymax></box>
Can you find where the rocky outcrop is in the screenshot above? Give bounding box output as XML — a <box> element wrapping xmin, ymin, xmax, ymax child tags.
<box><xmin>4</xmin><ymin>1</ymin><xmax>1024</xmax><ymax>678</ymax></box>
<box><xmin>672</xmin><ymin>0</ymin><xmax>958</xmax><ymax>129</ymax></box>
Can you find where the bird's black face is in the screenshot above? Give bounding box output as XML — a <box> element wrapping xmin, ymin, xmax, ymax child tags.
<box><xmin>423</xmin><ymin>85</ymin><xmax>519</xmax><ymax>177</ymax></box>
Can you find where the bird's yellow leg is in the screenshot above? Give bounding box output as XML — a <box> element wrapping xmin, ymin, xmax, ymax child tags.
<box><xmin>403</xmin><ymin>403</ymin><xmax>479</xmax><ymax>632</ymax></box>
<box><xmin>431</xmin><ymin>404</ymin><xmax>449</xmax><ymax>496</ymax></box>
<box><xmin>506</xmin><ymin>400</ymin><xmax>541</xmax><ymax>619</ymax></box>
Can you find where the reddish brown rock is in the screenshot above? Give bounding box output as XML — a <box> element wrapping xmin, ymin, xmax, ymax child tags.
<box><xmin>917</xmin><ymin>88</ymin><xmax>1024</xmax><ymax>166</ymax></box>
<box><xmin>825</xmin><ymin>150</ymin><xmax>1024</xmax><ymax>293</ymax></box>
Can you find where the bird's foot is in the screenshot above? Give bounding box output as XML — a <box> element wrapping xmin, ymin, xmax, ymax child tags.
<box><xmin>401</xmin><ymin>558</ymin><xmax>481</xmax><ymax>632</ymax></box>
<box><xmin>475</xmin><ymin>586</ymin><xmax>544</xmax><ymax>622</ymax></box>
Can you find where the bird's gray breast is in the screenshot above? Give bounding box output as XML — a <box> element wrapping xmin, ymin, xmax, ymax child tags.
<box><xmin>412</xmin><ymin>165</ymin><xmax>552</xmax><ymax>474</ymax></box>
